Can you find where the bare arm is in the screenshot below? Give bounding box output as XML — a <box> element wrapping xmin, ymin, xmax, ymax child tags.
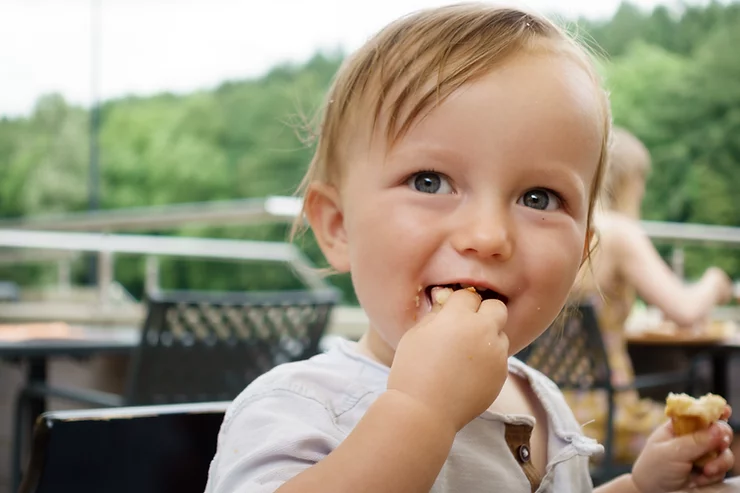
<box><xmin>279</xmin><ymin>290</ymin><xmax>509</xmax><ymax>493</ymax></box>
<box><xmin>276</xmin><ymin>390</ymin><xmax>456</xmax><ymax>493</ymax></box>
<box><xmin>594</xmin><ymin>474</ymin><xmax>641</xmax><ymax>493</ymax></box>
<box><xmin>609</xmin><ymin>216</ymin><xmax>731</xmax><ymax>327</ymax></box>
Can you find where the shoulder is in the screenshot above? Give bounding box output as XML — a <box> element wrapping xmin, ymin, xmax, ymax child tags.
<box><xmin>207</xmin><ymin>341</ymin><xmax>387</xmax><ymax>493</ymax></box>
<box><xmin>223</xmin><ymin>339</ymin><xmax>387</xmax><ymax>431</ymax></box>
<box><xmin>596</xmin><ymin>212</ymin><xmax>645</xmax><ymax>245</ymax></box>
<box><xmin>509</xmin><ymin>357</ymin><xmax>561</xmax><ymax>398</ymax></box>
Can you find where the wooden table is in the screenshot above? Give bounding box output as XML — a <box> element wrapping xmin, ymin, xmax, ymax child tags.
<box><xmin>627</xmin><ymin>325</ymin><xmax>740</xmax><ymax>402</ymax></box>
<box><xmin>1</xmin><ymin>323</ymin><xmax>141</xmax><ymax>490</ymax></box>
<box><xmin>1</xmin><ymin>323</ymin><xmax>139</xmax><ymax>416</ymax></box>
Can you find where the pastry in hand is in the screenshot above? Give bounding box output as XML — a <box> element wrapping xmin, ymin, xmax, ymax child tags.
<box><xmin>665</xmin><ymin>392</ymin><xmax>727</xmax><ymax>467</ymax></box>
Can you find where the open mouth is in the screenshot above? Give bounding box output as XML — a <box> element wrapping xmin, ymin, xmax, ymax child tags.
<box><xmin>426</xmin><ymin>283</ymin><xmax>509</xmax><ymax>306</ymax></box>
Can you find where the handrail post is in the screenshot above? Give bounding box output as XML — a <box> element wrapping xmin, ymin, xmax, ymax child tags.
<box><xmin>98</xmin><ymin>250</ymin><xmax>114</xmax><ymax>305</ymax></box>
<box><xmin>671</xmin><ymin>245</ymin><xmax>685</xmax><ymax>279</ymax></box>
<box><xmin>57</xmin><ymin>259</ymin><xmax>72</xmax><ymax>294</ymax></box>
<box><xmin>145</xmin><ymin>256</ymin><xmax>160</xmax><ymax>296</ymax></box>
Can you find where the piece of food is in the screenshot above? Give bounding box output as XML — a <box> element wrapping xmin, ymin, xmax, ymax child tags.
<box><xmin>665</xmin><ymin>392</ymin><xmax>727</xmax><ymax>467</ymax></box>
<box><xmin>431</xmin><ymin>286</ymin><xmax>476</xmax><ymax>307</ymax></box>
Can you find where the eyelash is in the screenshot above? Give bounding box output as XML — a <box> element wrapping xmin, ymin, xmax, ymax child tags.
<box><xmin>415</xmin><ymin>168</ymin><xmax>442</xmax><ymax>177</ymax></box>
<box><xmin>406</xmin><ymin>169</ymin><xmax>453</xmax><ymax>186</ymax></box>
<box><xmin>536</xmin><ymin>187</ymin><xmax>566</xmax><ymax>204</ymax></box>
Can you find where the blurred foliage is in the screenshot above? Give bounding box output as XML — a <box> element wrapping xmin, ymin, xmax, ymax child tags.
<box><xmin>0</xmin><ymin>2</ymin><xmax>739</xmax><ymax>301</ymax></box>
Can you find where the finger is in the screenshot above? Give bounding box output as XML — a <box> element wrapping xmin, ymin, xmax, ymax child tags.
<box><xmin>701</xmin><ymin>447</ymin><xmax>734</xmax><ymax>478</ymax></box>
<box><xmin>672</xmin><ymin>423</ymin><xmax>729</xmax><ymax>463</ymax></box>
<box><xmin>415</xmin><ymin>310</ymin><xmax>438</xmax><ymax>325</ymax></box>
<box><xmin>721</xmin><ymin>405</ymin><xmax>732</xmax><ymax>421</ymax></box>
<box><xmin>439</xmin><ymin>287</ymin><xmax>482</xmax><ymax>313</ymax></box>
<box><xmin>690</xmin><ymin>471</ymin><xmax>728</xmax><ymax>489</ymax></box>
<box><xmin>716</xmin><ymin>420</ymin><xmax>733</xmax><ymax>451</ymax></box>
<box><xmin>476</xmin><ymin>298</ymin><xmax>508</xmax><ymax>330</ymax></box>
<box><xmin>650</xmin><ymin>420</ymin><xmax>675</xmax><ymax>442</ymax></box>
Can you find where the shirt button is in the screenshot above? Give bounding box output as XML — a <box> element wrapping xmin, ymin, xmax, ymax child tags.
<box><xmin>517</xmin><ymin>444</ymin><xmax>531</xmax><ymax>463</ymax></box>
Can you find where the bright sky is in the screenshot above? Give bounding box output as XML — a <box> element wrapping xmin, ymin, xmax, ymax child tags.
<box><xmin>0</xmin><ymin>0</ymin><xmax>703</xmax><ymax>117</ymax></box>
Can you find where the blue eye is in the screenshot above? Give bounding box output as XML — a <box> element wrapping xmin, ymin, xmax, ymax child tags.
<box><xmin>518</xmin><ymin>189</ymin><xmax>561</xmax><ymax>211</ymax></box>
<box><xmin>408</xmin><ymin>171</ymin><xmax>454</xmax><ymax>194</ymax></box>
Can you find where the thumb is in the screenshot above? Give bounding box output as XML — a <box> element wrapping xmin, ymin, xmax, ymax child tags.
<box><xmin>671</xmin><ymin>423</ymin><xmax>726</xmax><ymax>463</ymax></box>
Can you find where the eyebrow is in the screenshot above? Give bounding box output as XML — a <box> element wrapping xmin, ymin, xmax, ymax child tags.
<box><xmin>385</xmin><ymin>143</ymin><xmax>467</xmax><ymax>166</ymax></box>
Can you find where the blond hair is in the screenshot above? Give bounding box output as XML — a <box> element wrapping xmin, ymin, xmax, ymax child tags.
<box><xmin>293</xmin><ymin>3</ymin><xmax>611</xmax><ymax>237</ymax></box>
<box><xmin>600</xmin><ymin>127</ymin><xmax>651</xmax><ymax>213</ymax></box>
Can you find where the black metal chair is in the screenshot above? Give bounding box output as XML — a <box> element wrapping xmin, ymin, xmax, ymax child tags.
<box><xmin>516</xmin><ymin>302</ymin><xmax>696</xmax><ymax>485</ymax></box>
<box><xmin>19</xmin><ymin>401</ymin><xmax>229</xmax><ymax>493</ymax></box>
<box><xmin>13</xmin><ymin>288</ymin><xmax>340</xmax><ymax>491</ymax></box>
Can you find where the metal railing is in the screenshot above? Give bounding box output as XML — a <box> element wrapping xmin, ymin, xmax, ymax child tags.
<box><xmin>0</xmin><ymin>196</ymin><xmax>302</xmax><ymax>232</ymax></box>
<box><xmin>640</xmin><ymin>220</ymin><xmax>740</xmax><ymax>278</ymax></box>
<box><xmin>0</xmin><ymin>229</ymin><xmax>329</xmax><ymax>304</ymax></box>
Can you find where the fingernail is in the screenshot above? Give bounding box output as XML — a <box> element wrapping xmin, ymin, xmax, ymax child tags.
<box><xmin>706</xmin><ymin>465</ymin><xmax>717</xmax><ymax>475</ymax></box>
<box><xmin>724</xmin><ymin>435</ymin><xmax>731</xmax><ymax>444</ymax></box>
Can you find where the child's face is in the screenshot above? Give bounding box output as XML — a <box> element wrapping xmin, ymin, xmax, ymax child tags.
<box><xmin>312</xmin><ymin>52</ymin><xmax>604</xmax><ymax>358</ymax></box>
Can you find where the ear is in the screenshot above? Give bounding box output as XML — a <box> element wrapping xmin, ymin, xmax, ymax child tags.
<box><xmin>304</xmin><ymin>182</ymin><xmax>351</xmax><ymax>273</ymax></box>
<box><xmin>581</xmin><ymin>227</ymin><xmax>596</xmax><ymax>266</ymax></box>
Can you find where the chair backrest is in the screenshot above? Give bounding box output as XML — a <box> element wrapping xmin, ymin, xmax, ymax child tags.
<box><xmin>125</xmin><ymin>288</ymin><xmax>340</xmax><ymax>405</ymax></box>
<box><xmin>516</xmin><ymin>303</ymin><xmax>612</xmax><ymax>390</ymax></box>
<box><xmin>19</xmin><ymin>402</ymin><xmax>228</xmax><ymax>493</ymax></box>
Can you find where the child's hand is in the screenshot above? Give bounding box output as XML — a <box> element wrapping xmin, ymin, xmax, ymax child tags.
<box><xmin>632</xmin><ymin>407</ymin><xmax>735</xmax><ymax>492</ymax></box>
<box><xmin>387</xmin><ymin>288</ymin><xmax>509</xmax><ymax>432</ymax></box>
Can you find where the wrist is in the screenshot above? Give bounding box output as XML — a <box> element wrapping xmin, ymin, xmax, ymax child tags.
<box><xmin>380</xmin><ymin>389</ymin><xmax>458</xmax><ymax>440</ymax></box>
<box><xmin>596</xmin><ymin>473</ymin><xmax>642</xmax><ymax>493</ymax></box>
<box><xmin>623</xmin><ymin>473</ymin><xmax>644</xmax><ymax>493</ymax></box>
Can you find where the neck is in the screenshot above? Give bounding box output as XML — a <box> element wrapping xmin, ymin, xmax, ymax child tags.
<box><xmin>357</xmin><ymin>327</ymin><xmax>396</xmax><ymax>367</ymax></box>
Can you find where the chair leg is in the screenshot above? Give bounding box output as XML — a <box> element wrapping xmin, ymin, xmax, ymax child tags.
<box><xmin>12</xmin><ymin>390</ymin><xmax>34</xmax><ymax>493</ymax></box>
<box><xmin>603</xmin><ymin>389</ymin><xmax>617</xmax><ymax>481</ymax></box>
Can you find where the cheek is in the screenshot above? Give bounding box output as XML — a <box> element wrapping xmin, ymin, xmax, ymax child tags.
<box><xmin>523</xmin><ymin>229</ymin><xmax>585</xmax><ymax>309</ymax></box>
<box><xmin>344</xmin><ymin>204</ymin><xmax>437</xmax><ymax>345</ymax></box>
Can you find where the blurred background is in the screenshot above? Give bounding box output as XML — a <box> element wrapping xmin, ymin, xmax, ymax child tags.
<box><xmin>1</xmin><ymin>2</ymin><xmax>739</xmax><ymax>492</ymax></box>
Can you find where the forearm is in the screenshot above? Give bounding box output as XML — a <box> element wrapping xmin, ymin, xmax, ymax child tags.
<box><xmin>663</xmin><ymin>280</ymin><xmax>722</xmax><ymax>327</ymax></box>
<box><xmin>277</xmin><ymin>390</ymin><xmax>456</xmax><ymax>493</ymax></box>
<box><xmin>595</xmin><ymin>473</ymin><xmax>641</xmax><ymax>493</ymax></box>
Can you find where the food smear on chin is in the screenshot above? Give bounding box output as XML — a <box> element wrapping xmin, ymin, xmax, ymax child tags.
<box><xmin>413</xmin><ymin>285</ymin><xmax>423</xmax><ymax>320</ymax></box>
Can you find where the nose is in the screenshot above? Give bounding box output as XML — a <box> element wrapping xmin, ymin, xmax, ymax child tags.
<box><xmin>449</xmin><ymin>204</ymin><xmax>514</xmax><ymax>260</ymax></box>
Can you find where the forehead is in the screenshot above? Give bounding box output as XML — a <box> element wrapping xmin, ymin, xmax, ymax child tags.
<box><xmin>376</xmin><ymin>52</ymin><xmax>605</xmax><ymax>184</ymax></box>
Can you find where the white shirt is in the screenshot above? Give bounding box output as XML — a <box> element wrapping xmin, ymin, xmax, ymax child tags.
<box><xmin>205</xmin><ymin>338</ymin><xmax>603</xmax><ymax>493</ymax></box>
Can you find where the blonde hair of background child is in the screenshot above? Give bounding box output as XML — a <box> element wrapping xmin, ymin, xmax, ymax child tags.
<box><xmin>292</xmin><ymin>3</ymin><xmax>613</xmax><ymax>255</ymax></box>
<box><xmin>599</xmin><ymin>126</ymin><xmax>652</xmax><ymax>214</ymax></box>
